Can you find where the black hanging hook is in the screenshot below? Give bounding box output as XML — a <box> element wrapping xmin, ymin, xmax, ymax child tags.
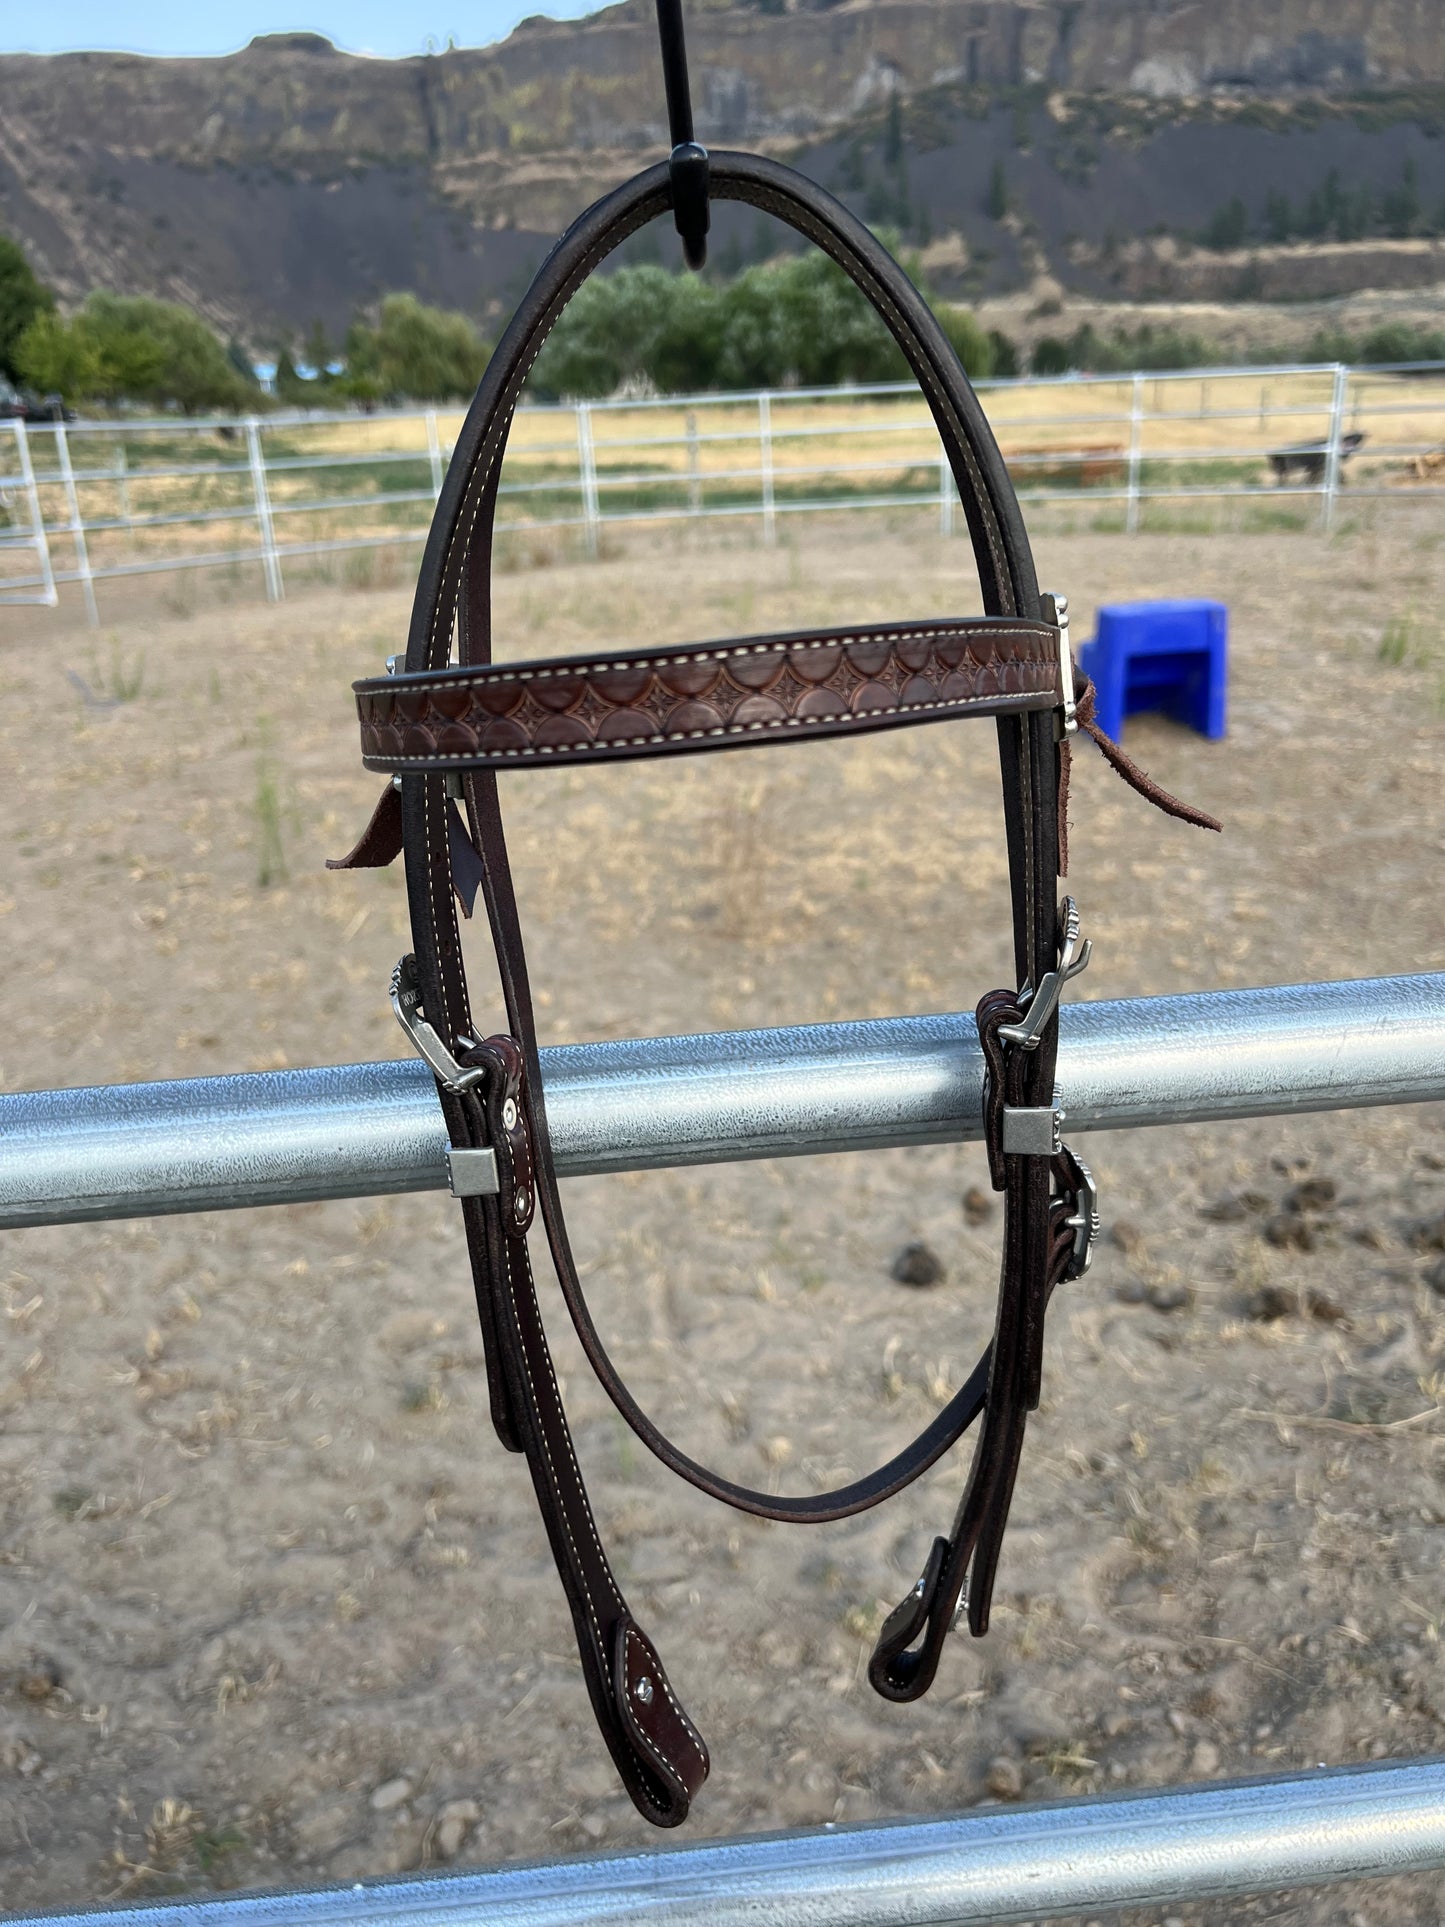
<box><xmin>654</xmin><ymin>0</ymin><xmax>709</xmax><ymax>271</ymax></box>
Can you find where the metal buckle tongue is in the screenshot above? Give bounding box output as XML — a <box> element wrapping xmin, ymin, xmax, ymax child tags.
<box><xmin>390</xmin><ymin>954</ymin><xmax>487</xmax><ymax>1094</ymax></box>
<box><xmin>998</xmin><ymin>896</ymin><xmax>1092</xmax><ymax>1051</ymax></box>
<box><xmin>1041</xmin><ymin>589</ymin><xmax>1077</xmax><ymax>737</ymax></box>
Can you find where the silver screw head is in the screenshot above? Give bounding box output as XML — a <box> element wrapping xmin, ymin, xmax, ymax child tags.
<box><xmin>502</xmin><ymin>1097</ymin><xmax>518</xmax><ymax>1131</ymax></box>
<box><xmin>514</xmin><ymin>1187</ymin><xmax>528</xmax><ymax>1220</ymax></box>
<box><xmin>635</xmin><ymin>1675</ymin><xmax>654</xmax><ymax>1705</ymax></box>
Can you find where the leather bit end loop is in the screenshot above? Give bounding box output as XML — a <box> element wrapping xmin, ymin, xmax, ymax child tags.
<box><xmin>612</xmin><ymin>1615</ymin><xmax>710</xmax><ymax>1825</ymax></box>
<box><xmin>867</xmin><ymin>1535</ymin><xmax>951</xmax><ymax>1703</ymax></box>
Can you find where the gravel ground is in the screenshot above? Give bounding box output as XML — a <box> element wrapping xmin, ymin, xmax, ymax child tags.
<box><xmin>0</xmin><ymin>510</ymin><xmax>1442</xmax><ymax>1923</ymax></box>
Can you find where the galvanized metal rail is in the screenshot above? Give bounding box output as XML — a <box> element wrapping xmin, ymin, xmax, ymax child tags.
<box><xmin>3</xmin><ymin>973</ymin><xmax>1443</xmax><ymax>1927</ymax></box>
<box><xmin>9</xmin><ymin>1760</ymin><xmax>1445</xmax><ymax>1927</ymax></box>
<box><xmin>1</xmin><ymin>974</ymin><xmax>1440</xmax><ymax>1229</ymax></box>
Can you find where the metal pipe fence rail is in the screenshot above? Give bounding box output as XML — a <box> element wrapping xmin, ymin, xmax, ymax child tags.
<box><xmin>10</xmin><ymin>1760</ymin><xmax>1445</xmax><ymax>1927</ymax></box>
<box><xmin>2</xmin><ymin>975</ymin><xmax>1441</xmax><ymax>1227</ymax></box>
<box><xmin>2</xmin><ymin>970</ymin><xmax>1443</xmax><ymax>1927</ymax></box>
<box><xmin>3</xmin><ymin>358</ymin><xmax>1443</xmax><ymax>622</ymax></box>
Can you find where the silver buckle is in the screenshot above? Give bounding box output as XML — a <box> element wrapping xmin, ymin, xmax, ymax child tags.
<box><xmin>390</xmin><ymin>954</ymin><xmax>487</xmax><ymax>1094</ymax></box>
<box><xmin>1064</xmin><ymin>1156</ymin><xmax>1099</xmax><ymax>1279</ymax></box>
<box><xmin>1041</xmin><ymin>590</ymin><xmax>1077</xmax><ymax>737</ymax></box>
<box><xmin>998</xmin><ymin>896</ymin><xmax>1091</xmax><ymax>1051</ymax></box>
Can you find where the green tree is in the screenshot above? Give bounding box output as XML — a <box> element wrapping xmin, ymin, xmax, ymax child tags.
<box><xmin>342</xmin><ymin>294</ymin><xmax>489</xmax><ymax>403</ymax></box>
<box><xmin>1264</xmin><ymin>190</ymin><xmax>1294</xmax><ymax>244</ymax></box>
<box><xmin>303</xmin><ymin>318</ymin><xmax>333</xmax><ymax>379</ymax></box>
<box><xmin>531</xmin><ymin>252</ymin><xmax>992</xmax><ymax>398</ymax></box>
<box><xmin>19</xmin><ymin>293</ymin><xmax>250</xmax><ymax>411</ymax></box>
<box><xmin>0</xmin><ymin>234</ymin><xmax>55</xmax><ymax>385</ymax></box>
<box><xmin>15</xmin><ymin>309</ymin><xmax>99</xmax><ymax>398</ymax></box>
<box><xmin>987</xmin><ymin>329</ymin><xmax>1020</xmax><ymax>380</ymax></box>
<box><xmin>226</xmin><ymin>338</ymin><xmax>259</xmax><ymax>387</ymax></box>
<box><xmin>934</xmin><ymin>304</ymin><xmax>995</xmax><ymax>380</ymax></box>
<box><xmin>985</xmin><ymin>160</ymin><xmax>1009</xmax><ymax>223</ymax></box>
<box><xmin>1380</xmin><ymin>158</ymin><xmax>1421</xmax><ymax>238</ymax></box>
<box><xmin>1358</xmin><ymin>321</ymin><xmax>1445</xmax><ymax>365</ymax></box>
<box><xmin>1202</xmin><ymin>197</ymin><xmax>1248</xmax><ymax>250</ymax></box>
<box><xmin>1031</xmin><ymin>336</ymin><xmax>1070</xmax><ymax>376</ymax></box>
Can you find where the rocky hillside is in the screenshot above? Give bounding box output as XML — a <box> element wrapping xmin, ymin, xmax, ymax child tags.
<box><xmin>2</xmin><ymin>0</ymin><xmax>1445</xmax><ymax>344</ymax></box>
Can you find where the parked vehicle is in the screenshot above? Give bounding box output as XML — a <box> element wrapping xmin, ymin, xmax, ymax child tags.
<box><xmin>0</xmin><ymin>380</ymin><xmax>77</xmax><ymax>423</ymax></box>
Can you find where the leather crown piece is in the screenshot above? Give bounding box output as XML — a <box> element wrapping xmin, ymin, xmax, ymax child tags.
<box><xmin>333</xmin><ymin>150</ymin><xmax>1219</xmax><ymax>1828</ymax></box>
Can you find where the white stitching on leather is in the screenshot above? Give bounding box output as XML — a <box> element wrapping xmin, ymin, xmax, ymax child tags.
<box><xmin>368</xmin><ymin>623</ymin><xmax>1054</xmax><ymax>694</ymax></box>
<box><xmin>496</xmin><ymin>1233</ymin><xmax>671</xmax><ymax>1814</ymax></box>
<box><xmin>624</xmin><ymin>1624</ymin><xmax>707</xmax><ymax>1775</ymax></box>
<box><xmin>368</xmin><ymin>684</ymin><xmax>1051</xmax><ymax>765</ymax></box>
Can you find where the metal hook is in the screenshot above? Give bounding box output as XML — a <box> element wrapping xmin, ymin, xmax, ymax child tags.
<box><xmin>390</xmin><ymin>954</ymin><xmax>486</xmax><ymax>1094</ymax></box>
<box><xmin>654</xmin><ymin>0</ymin><xmax>709</xmax><ymax>270</ymax></box>
<box><xmin>997</xmin><ymin>896</ymin><xmax>1092</xmax><ymax>1051</ymax></box>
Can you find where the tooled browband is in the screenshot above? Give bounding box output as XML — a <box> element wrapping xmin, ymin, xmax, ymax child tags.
<box><xmin>353</xmin><ymin>617</ymin><xmax>1063</xmax><ymax>772</ymax></box>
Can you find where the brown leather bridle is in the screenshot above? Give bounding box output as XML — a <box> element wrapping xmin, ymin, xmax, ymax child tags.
<box><xmin>333</xmin><ymin>149</ymin><xmax>1215</xmax><ymax>1826</ymax></box>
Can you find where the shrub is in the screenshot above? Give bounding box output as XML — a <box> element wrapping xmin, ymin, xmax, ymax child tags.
<box><xmin>1031</xmin><ymin>336</ymin><xmax>1070</xmax><ymax>376</ymax></box>
<box><xmin>17</xmin><ymin>293</ymin><xmax>252</xmax><ymax>412</ymax></box>
<box><xmin>340</xmin><ymin>294</ymin><xmax>490</xmax><ymax>403</ymax></box>
<box><xmin>531</xmin><ymin>254</ymin><xmax>993</xmax><ymax>398</ymax></box>
<box><xmin>0</xmin><ymin>234</ymin><xmax>55</xmax><ymax>385</ymax></box>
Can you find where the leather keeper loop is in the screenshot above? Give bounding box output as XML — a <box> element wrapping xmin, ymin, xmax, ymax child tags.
<box><xmin>669</xmin><ymin>141</ymin><xmax>710</xmax><ymax>269</ymax></box>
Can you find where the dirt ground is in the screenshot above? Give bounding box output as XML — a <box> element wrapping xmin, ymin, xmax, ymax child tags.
<box><xmin>0</xmin><ymin>509</ymin><xmax>1442</xmax><ymax>1924</ymax></box>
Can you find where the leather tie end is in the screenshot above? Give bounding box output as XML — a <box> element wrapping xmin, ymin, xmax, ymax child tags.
<box><xmin>327</xmin><ymin>781</ymin><xmax>403</xmax><ymax>871</ymax></box>
<box><xmin>1074</xmin><ymin>672</ymin><xmax>1223</xmax><ymax>834</ymax></box>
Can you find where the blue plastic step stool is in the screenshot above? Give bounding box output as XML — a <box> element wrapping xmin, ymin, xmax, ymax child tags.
<box><xmin>1077</xmin><ymin>599</ymin><xmax>1228</xmax><ymax>743</ymax></box>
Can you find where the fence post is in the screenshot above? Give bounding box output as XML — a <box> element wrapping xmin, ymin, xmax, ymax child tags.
<box><xmin>938</xmin><ymin>437</ymin><xmax>955</xmax><ymax>537</ymax></box>
<box><xmin>1125</xmin><ymin>370</ymin><xmax>1144</xmax><ymax>535</ymax></box>
<box><xmin>53</xmin><ymin>419</ymin><xmax>98</xmax><ymax>627</ymax></box>
<box><xmin>12</xmin><ymin>420</ymin><xmax>57</xmax><ymax>608</ymax></box>
<box><xmin>685</xmin><ymin>409</ymin><xmax>701</xmax><ymax>519</ymax></box>
<box><xmin>1321</xmin><ymin>362</ymin><xmax>1348</xmax><ymax>533</ymax></box>
<box><xmin>115</xmin><ymin>437</ymin><xmax>133</xmax><ymax>536</ymax></box>
<box><xmin>576</xmin><ymin>402</ymin><xmax>600</xmax><ymax>559</ymax></box>
<box><xmin>246</xmin><ymin>417</ymin><xmax>283</xmax><ymax>601</ymax></box>
<box><xmin>426</xmin><ymin>408</ymin><xmax>444</xmax><ymax>500</ymax></box>
<box><xmin>758</xmin><ymin>392</ymin><xmax>776</xmax><ymax>547</ymax></box>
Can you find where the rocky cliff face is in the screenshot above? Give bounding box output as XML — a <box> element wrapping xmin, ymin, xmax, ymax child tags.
<box><xmin>2</xmin><ymin>0</ymin><xmax>1444</xmax><ymax>341</ymax></box>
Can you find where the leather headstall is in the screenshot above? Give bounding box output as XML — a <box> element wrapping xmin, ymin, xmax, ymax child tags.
<box><xmin>333</xmin><ymin>150</ymin><xmax>1217</xmax><ymax>1826</ymax></box>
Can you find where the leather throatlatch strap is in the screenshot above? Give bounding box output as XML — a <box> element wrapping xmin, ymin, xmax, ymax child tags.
<box><xmin>334</xmin><ymin>150</ymin><xmax>1218</xmax><ymax>1828</ymax></box>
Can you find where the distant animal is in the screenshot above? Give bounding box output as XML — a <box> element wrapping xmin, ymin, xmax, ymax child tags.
<box><xmin>1268</xmin><ymin>430</ymin><xmax>1364</xmax><ymax>483</ymax></box>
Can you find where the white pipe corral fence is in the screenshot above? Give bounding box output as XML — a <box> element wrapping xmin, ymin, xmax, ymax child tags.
<box><xmin>3</xmin><ymin>359</ymin><xmax>1443</xmax><ymax>623</ymax></box>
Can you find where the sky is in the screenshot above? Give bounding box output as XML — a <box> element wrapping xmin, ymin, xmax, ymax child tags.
<box><xmin>4</xmin><ymin>0</ymin><xmax>603</xmax><ymax>58</ymax></box>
